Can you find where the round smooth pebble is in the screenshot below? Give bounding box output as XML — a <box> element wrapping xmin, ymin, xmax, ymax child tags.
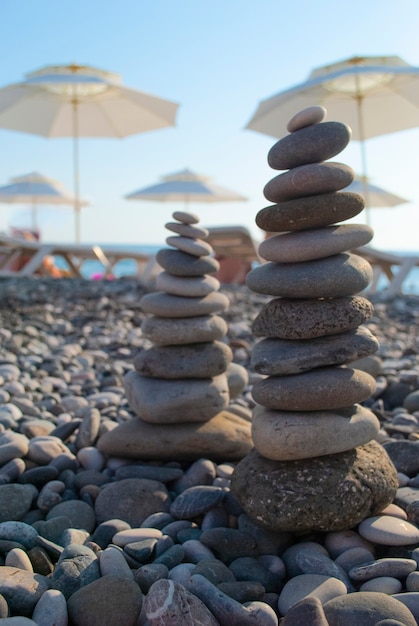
<box><xmin>358</xmin><ymin>515</ymin><xmax>419</xmax><ymax>545</ymax></box>
<box><xmin>287</xmin><ymin>105</ymin><xmax>327</xmax><ymax>132</ymax></box>
<box><xmin>278</xmin><ymin>573</ymin><xmax>347</xmax><ymax>615</ymax></box>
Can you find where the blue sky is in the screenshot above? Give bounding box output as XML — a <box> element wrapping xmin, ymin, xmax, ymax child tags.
<box><xmin>0</xmin><ymin>0</ymin><xmax>418</xmax><ymax>251</ymax></box>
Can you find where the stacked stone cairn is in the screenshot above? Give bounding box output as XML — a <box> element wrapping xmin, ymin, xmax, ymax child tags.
<box><xmin>99</xmin><ymin>210</ymin><xmax>252</xmax><ymax>462</ymax></box>
<box><xmin>230</xmin><ymin>106</ymin><xmax>399</xmax><ymax>533</ymax></box>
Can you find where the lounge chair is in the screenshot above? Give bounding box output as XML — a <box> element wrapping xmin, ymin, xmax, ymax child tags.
<box><xmin>205</xmin><ymin>225</ymin><xmax>262</xmax><ymax>284</ymax></box>
<box><xmin>353</xmin><ymin>246</ymin><xmax>419</xmax><ymax>299</ymax></box>
<box><xmin>0</xmin><ymin>235</ymin><xmax>158</xmax><ymax>283</ymax></box>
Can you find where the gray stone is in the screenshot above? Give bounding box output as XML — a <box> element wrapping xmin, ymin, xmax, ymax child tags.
<box><xmin>256</xmin><ymin>191</ymin><xmax>364</xmax><ymax>232</ymax></box>
<box><xmin>67</xmin><ymin>575</ymin><xmax>143</xmax><ymax>626</ymax></box>
<box><xmin>287</xmin><ymin>105</ymin><xmax>327</xmax><ymax>132</ymax></box>
<box><xmin>264</xmin><ymin>162</ymin><xmax>354</xmax><ymax>203</ymax></box>
<box><xmin>156</xmin><ymin>272</ymin><xmax>220</xmax><ymax>297</ymax></box>
<box><xmin>227</xmin><ymin>362</ymin><xmax>249</xmax><ymax>399</ymax></box>
<box><xmin>259</xmin><ymin>224</ymin><xmax>373</xmax><ymax>263</ymax></box>
<box><xmin>144</xmin><ymin>578</ymin><xmax>219</xmax><ymax>625</ymax></box>
<box><xmin>358</xmin><ymin>515</ymin><xmax>419</xmax><ymax>546</ymax></box>
<box><xmin>0</xmin><ymin>522</ymin><xmax>38</xmax><ymax>549</ymax></box>
<box><xmin>349</xmin><ymin>557</ymin><xmax>417</xmax><ymax>581</ymax></box>
<box><xmin>0</xmin><ymin>484</ymin><xmax>36</xmax><ymax>522</ymax></box>
<box><xmin>124</xmin><ymin>370</ymin><xmax>229</xmax><ymax>423</ymax></box>
<box><xmin>141</xmin><ymin>314</ymin><xmax>228</xmax><ymax>345</ymax></box>
<box><xmin>165</xmin><ymin>221</ymin><xmax>209</xmax><ymax>239</ymax></box>
<box><xmin>280</xmin><ymin>596</ymin><xmax>329</xmax><ymax>626</ymax></box>
<box><xmin>383</xmin><ymin>440</ymin><xmax>419</xmax><ymax>476</ymax></box>
<box><xmin>251</xmin><ymin>404</ymin><xmax>379</xmax><ymax>460</ymax></box>
<box><xmin>94</xmin><ymin>478</ymin><xmax>171</xmax><ymax>526</ymax></box>
<box><xmin>0</xmin><ymin>567</ymin><xmax>50</xmax><ymax>616</ymax></box>
<box><xmin>218</xmin><ymin>581</ymin><xmax>265</xmax><ymax>603</ymax></box>
<box><xmin>251</xmin><ymin>327</ymin><xmax>379</xmax><ymax>375</ymax></box>
<box><xmin>46</xmin><ymin>500</ymin><xmax>96</xmax><ymax>534</ymax></box>
<box><xmin>323</xmin><ymin>591</ymin><xmax>417</xmax><ymax>626</ymax></box>
<box><xmin>230</xmin><ymin>441</ymin><xmax>398</xmax><ymax>532</ymax></box>
<box><xmin>50</xmin><ymin>544</ymin><xmax>100</xmax><ymax>599</ymax></box>
<box><xmin>278</xmin><ymin>573</ymin><xmax>347</xmax><ymax>616</ymax></box>
<box><xmin>246</xmin><ymin>253</ymin><xmax>373</xmax><ymax>298</ymax></box>
<box><xmin>135</xmin><ymin>564</ymin><xmax>169</xmax><ymax>593</ymax></box>
<box><xmin>134</xmin><ymin>341</ymin><xmax>232</xmax><ymax>379</ymax></box>
<box><xmin>166</xmin><ymin>235</ymin><xmax>213</xmax><ymax>257</ymax></box>
<box><xmin>193</xmin><ymin>558</ymin><xmax>236</xmax><ymax>584</ymax></box>
<box><xmin>140</xmin><ymin>291</ymin><xmax>229</xmax><ymax>317</ymax></box>
<box><xmin>229</xmin><ymin>556</ymin><xmax>279</xmax><ymax>592</ymax></box>
<box><xmin>97</xmin><ymin>410</ymin><xmax>252</xmax><ymax>462</ymax></box>
<box><xmin>32</xmin><ymin>589</ymin><xmax>68</xmax><ymax>626</ymax></box>
<box><xmin>0</xmin><ymin>431</ymin><xmax>29</xmax><ymax>466</ymax></box>
<box><xmin>200</xmin><ymin>528</ymin><xmax>257</xmax><ymax>563</ymax></box>
<box><xmin>170</xmin><ymin>486</ymin><xmax>225</xmax><ymax>519</ymax></box>
<box><xmin>251</xmin><ymin>367</ymin><xmax>376</xmax><ymax>411</ymax></box>
<box><xmin>172</xmin><ymin>210</ymin><xmax>199</xmax><ymax>224</ymax></box>
<box><xmin>268</xmin><ymin>121</ymin><xmax>351</xmax><ymax>170</ymax></box>
<box><xmin>252</xmin><ymin>295</ymin><xmax>374</xmax><ymax>339</ymax></box>
<box><xmin>156</xmin><ymin>248</ymin><xmax>220</xmax><ymax>276</ymax></box>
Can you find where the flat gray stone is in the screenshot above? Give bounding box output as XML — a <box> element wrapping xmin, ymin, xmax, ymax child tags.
<box><xmin>268</xmin><ymin>121</ymin><xmax>351</xmax><ymax>170</ymax></box>
<box><xmin>264</xmin><ymin>162</ymin><xmax>354</xmax><ymax>203</ymax></box>
<box><xmin>172</xmin><ymin>210</ymin><xmax>199</xmax><ymax>224</ymax></box>
<box><xmin>124</xmin><ymin>371</ymin><xmax>229</xmax><ymax>423</ymax></box>
<box><xmin>0</xmin><ymin>484</ymin><xmax>36</xmax><ymax>522</ymax></box>
<box><xmin>156</xmin><ymin>248</ymin><xmax>220</xmax><ymax>276</ymax></box>
<box><xmin>349</xmin><ymin>557</ymin><xmax>417</xmax><ymax>581</ymax></box>
<box><xmin>323</xmin><ymin>592</ymin><xmax>417</xmax><ymax>626</ymax></box>
<box><xmin>134</xmin><ymin>341</ymin><xmax>233</xmax><ymax>378</ymax></box>
<box><xmin>166</xmin><ymin>235</ymin><xmax>213</xmax><ymax>257</ymax></box>
<box><xmin>97</xmin><ymin>410</ymin><xmax>252</xmax><ymax>462</ymax></box>
<box><xmin>287</xmin><ymin>106</ymin><xmax>327</xmax><ymax>132</ymax></box>
<box><xmin>144</xmin><ymin>579</ymin><xmax>219</xmax><ymax>625</ymax></box>
<box><xmin>246</xmin><ymin>253</ymin><xmax>373</xmax><ymax>298</ymax></box>
<box><xmin>140</xmin><ymin>291</ymin><xmax>229</xmax><ymax>317</ymax></box>
<box><xmin>259</xmin><ymin>224</ymin><xmax>373</xmax><ymax>263</ymax></box>
<box><xmin>252</xmin><ymin>295</ymin><xmax>374</xmax><ymax>339</ymax></box>
<box><xmin>256</xmin><ymin>191</ymin><xmax>364</xmax><ymax>232</ymax></box>
<box><xmin>165</xmin><ymin>221</ymin><xmax>209</xmax><ymax>239</ymax></box>
<box><xmin>230</xmin><ymin>441</ymin><xmax>398</xmax><ymax>532</ymax></box>
<box><xmin>278</xmin><ymin>574</ymin><xmax>347</xmax><ymax>616</ymax></box>
<box><xmin>358</xmin><ymin>515</ymin><xmax>419</xmax><ymax>546</ymax></box>
<box><xmin>0</xmin><ymin>567</ymin><xmax>50</xmax><ymax>616</ymax></box>
<box><xmin>251</xmin><ymin>404</ymin><xmax>379</xmax><ymax>460</ymax></box>
<box><xmin>252</xmin><ymin>367</ymin><xmax>376</xmax><ymax>411</ymax></box>
<box><xmin>280</xmin><ymin>596</ymin><xmax>329</xmax><ymax>625</ymax></box>
<box><xmin>155</xmin><ymin>272</ymin><xmax>220</xmax><ymax>297</ymax></box>
<box><xmin>251</xmin><ymin>327</ymin><xmax>379</xmax><ymax>375</ymax></box>
<box><xmin>141</xmin><ymin>314</ymin><xmax>227</xmax><ymax>345</ymax></box>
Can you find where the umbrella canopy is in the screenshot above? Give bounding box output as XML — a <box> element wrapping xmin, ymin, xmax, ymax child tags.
<box><xmin>346</xmin><ymin>175</ymin><xmax>408</xmax><ymax>208</ymax></box>
<box><xmin>246</xmin><ymin>55</ymin><xmax>419</xmax><ymax>217</ymax></box>
<box><xmin>0</xmin><ymin>63</ymin><xmax>179</xmax><ymax>242</ymax></box>
<box><xmin>125</xmin><ymin>168</ymin><xmax>247</xmax><ymax>208</ymax></box>
<box><xmin>0</xmin><ymin>172</ymin><xmax>89</xmax><ymax>232</ymax></box>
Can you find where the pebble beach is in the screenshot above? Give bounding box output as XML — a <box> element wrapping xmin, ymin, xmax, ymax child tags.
<box><xmin>1</xmin><ymin>277</ymin><xmax>419</xmax><ymax>624</ymax></box>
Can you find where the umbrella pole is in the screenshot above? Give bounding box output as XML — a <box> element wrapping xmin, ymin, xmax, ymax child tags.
<box><xmin>355</xmin><ymin>89</ymin><xmax>371</xmax><ymax>227</ymax></box>
<box><xmin>72</xmin><ymin>98</ymin><xmax>81</xmax><ymax>244</ymax></box>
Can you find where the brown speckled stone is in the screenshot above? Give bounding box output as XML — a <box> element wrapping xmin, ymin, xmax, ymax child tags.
<box><xmin>268</xmin><ymin>121</ymin><xmax>352</xmax><ymax>170</ymax></box>
<box><xmin>230</xmin><ymin>441</ymin><xmax>398</xmax><ymax>532</ymax></box>
<box><xmin>251</xmin><ymin>296</ymin><xmax>374</xmax><ymax>339</ymax></box>
<box><xmin>251</xmin><ymin>366</ymin><xmax>376</xmax><ymax>411</ymax></box>
<box><xmin>258</xmin><ymin>224</ymin><xmax>374</xmax><ymax>263</ymax></box>
<box><xmin>256</xmin><ymin>192</ymin><xmax>364</xmax><ymax>233</ymax></box>
<box><xmin>246</xmin><ymin>253</ymin><xmax>373</xmax><ymax>299</ymax></box>
<box><xmin>264</xmin><ymin>162</ymin><xmax>354</xmax><ymax>203</ymax></box>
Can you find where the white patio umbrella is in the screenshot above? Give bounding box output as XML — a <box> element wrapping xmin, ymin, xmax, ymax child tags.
<box><xmin>0</xmin><ymin>171</ymin><xmax>89</xmax><ymax>232</ymax></box>
<box><xmin>246</xmin><ymin>55</ymin><xmax>419</xmax><ymax>218</ymax></box>
<box><xmin>125</xmin><ymin>168</ymin><xmax>247</xmax><ymax>209</ymax></box>
<box><xmin>0</xmin><ymin>64</ymin><xmax>179</xmax><ymax>243</ymax></box>
<box><xmin>346</xmin><ymin>174</ymin><xmax>408</xmax><ymax>208</ymax></box>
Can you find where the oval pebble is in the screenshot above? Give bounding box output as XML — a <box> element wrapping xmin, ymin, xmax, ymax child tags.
<box><xmin>170</xmin><ymin>486</ymin><xmax>225</xmax><ymax>519</ymax></box>
<box><xmin>358</xmin><ymin>515</ymin><xmax>419</xmax><ymax>545</ymax></box>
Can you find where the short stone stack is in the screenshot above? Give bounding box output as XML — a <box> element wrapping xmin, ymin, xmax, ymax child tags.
<box><xmin>231</xmin><ymin>106</ymin><xmax>399</xmax><ymax>533</ymax></box>
<box><xmin>99</xmin><ymin>210</ymin><xmax>252</xmax><ymax>462</ymax></box>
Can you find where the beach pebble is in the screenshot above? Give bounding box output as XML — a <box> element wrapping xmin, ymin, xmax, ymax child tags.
<box><xmin>94</xmin><ymin>478</ymin><xmax>171</xmax><ymax>526</ymax></box>
<box><xmin>246</xmin><ymin>253</ymin><xmax>372</xmax><ymax>299</ymax></box>
<box><xmin>156</xmin><ymin>248</ymin><xmax>220</xmax><ymax>276</ymax></box>
<box><xmin>0</xmin><ymin>566</ymin><xmax>50</xmax><ymax>616</ymax></box>
<box><xmin>156</xmin><ymin>272</ymin><xmax>220</xmax><ymax>297</ymax></box>
<box><xmin>47</xmin><ymin>499</ymin><xmax>96</xmax><ymax>534</ymax></box>
<box><xmin>67</xmin><ymin>575</ymin><xmax>143</xmax><ymax>626</ymax></box>
<box><xmin>257</xmin><ymin>191</ymin><xmax>364</xmax><ymax>233</ymax></box>
<box><xmin>144</xmin><ymin>578</ymin><xmax>218</xmax><ymax>625</ymax></box>
<box><xmin>0</xmin><ymin>485</ymin><xmax>36</xmax><ymax>522</ymax></box>
<box><xmin>358</xmin><ymin>515</ymin><xmax>419</xmax><ymax>545</ymax></box>
<box><xmin>359</xmin><ymin>576</ymin><xmax>403</xmax><ymax>594</ymax></box>
<box><xmin>278</xmin><ymin>573</ymin><xmax>347</xmax><ymax>616</ymax></box>
<box><xmin>140</xmin><ymin>291</ymin><xmax>229</xmax><ymax>318</ymax></box>
<box><xmin>50</xmin><ymin>544</ymin><xmax>100</xmax><ymax>599</ymax></box>
<box><xmin>170</xmin><ymin>485</ymin><xmax>225</xmax><ymax>519</ymax></box>
<box><xmin>31</xmin><ymin>589</ymin><xmax>68</xmax><ymax>626</ymax></box>
<box><xmin>286</xmin><ymin>105</ymin><xmax>327</xmax><ymax>132</ymax></box>
<box><xmin>279</xmin><ymin>595</ymin><xmax>328</xmax><ymax>625</ymax></box>
<box><xmin>0</xmin><ymin>431</ymin><xmax>29</xmax><ymax>466</ymax></box>
<box><xmin>323</xmin><ymin>591</ymin><xmax>417</xmax><ymax>625</ymax></box>
<box><xmin>268</xmin><ymin>120</ymin><xmax>351</xmax><ymax>169</ymax></box>
<box><xmin>264</xmin><ymin>162</ymin><xmax>354</xmax><ymax>202</ymax></box>
<box><xmin>348</xmin><ymin>557</ymin><xmax>417</xmax><ymax>581</ymax></box>
<box><xmin>141</xmin><ymin>314</ymin><xmax>227</xmax><ymax>346</ymax></box>
<box><xmin>252</xmin><ymin>295</ymin><xmax>373</xmax><ymax>340</ymax></box>
<box><xmin>99</xmin><ymin>545</ymin><xmax>134</xmax><ymax>579</ymax></box>
<box><xmin>165</xmin><ymin>221</ymin><xmax>209</xmax><ymax>239</ymax></box>
<box><xmin>166</xmin><ymin>235</ymin><xmax>213</xmax><ymax>257</ymax></box>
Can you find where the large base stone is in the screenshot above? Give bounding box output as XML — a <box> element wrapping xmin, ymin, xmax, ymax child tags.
<box><xmin>97</xmin><ymin>410</ymin><xmax>253</xmax><ymax>462</ymax></box>
<box><xmin>230</xmin><ymin>441</ymin><xmax>398</xmax><ymax>532</ymax></box>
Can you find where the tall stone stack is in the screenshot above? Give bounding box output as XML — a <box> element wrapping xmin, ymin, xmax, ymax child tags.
<box><xmin>98</xmin><ymin>210</ymin><xmax>252</xmax><ymax>462</ymax></box>
<box><xmin>230</xmin><ymin>106</ymin><xmax>398</xmax><ymax>533</ymax></box>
